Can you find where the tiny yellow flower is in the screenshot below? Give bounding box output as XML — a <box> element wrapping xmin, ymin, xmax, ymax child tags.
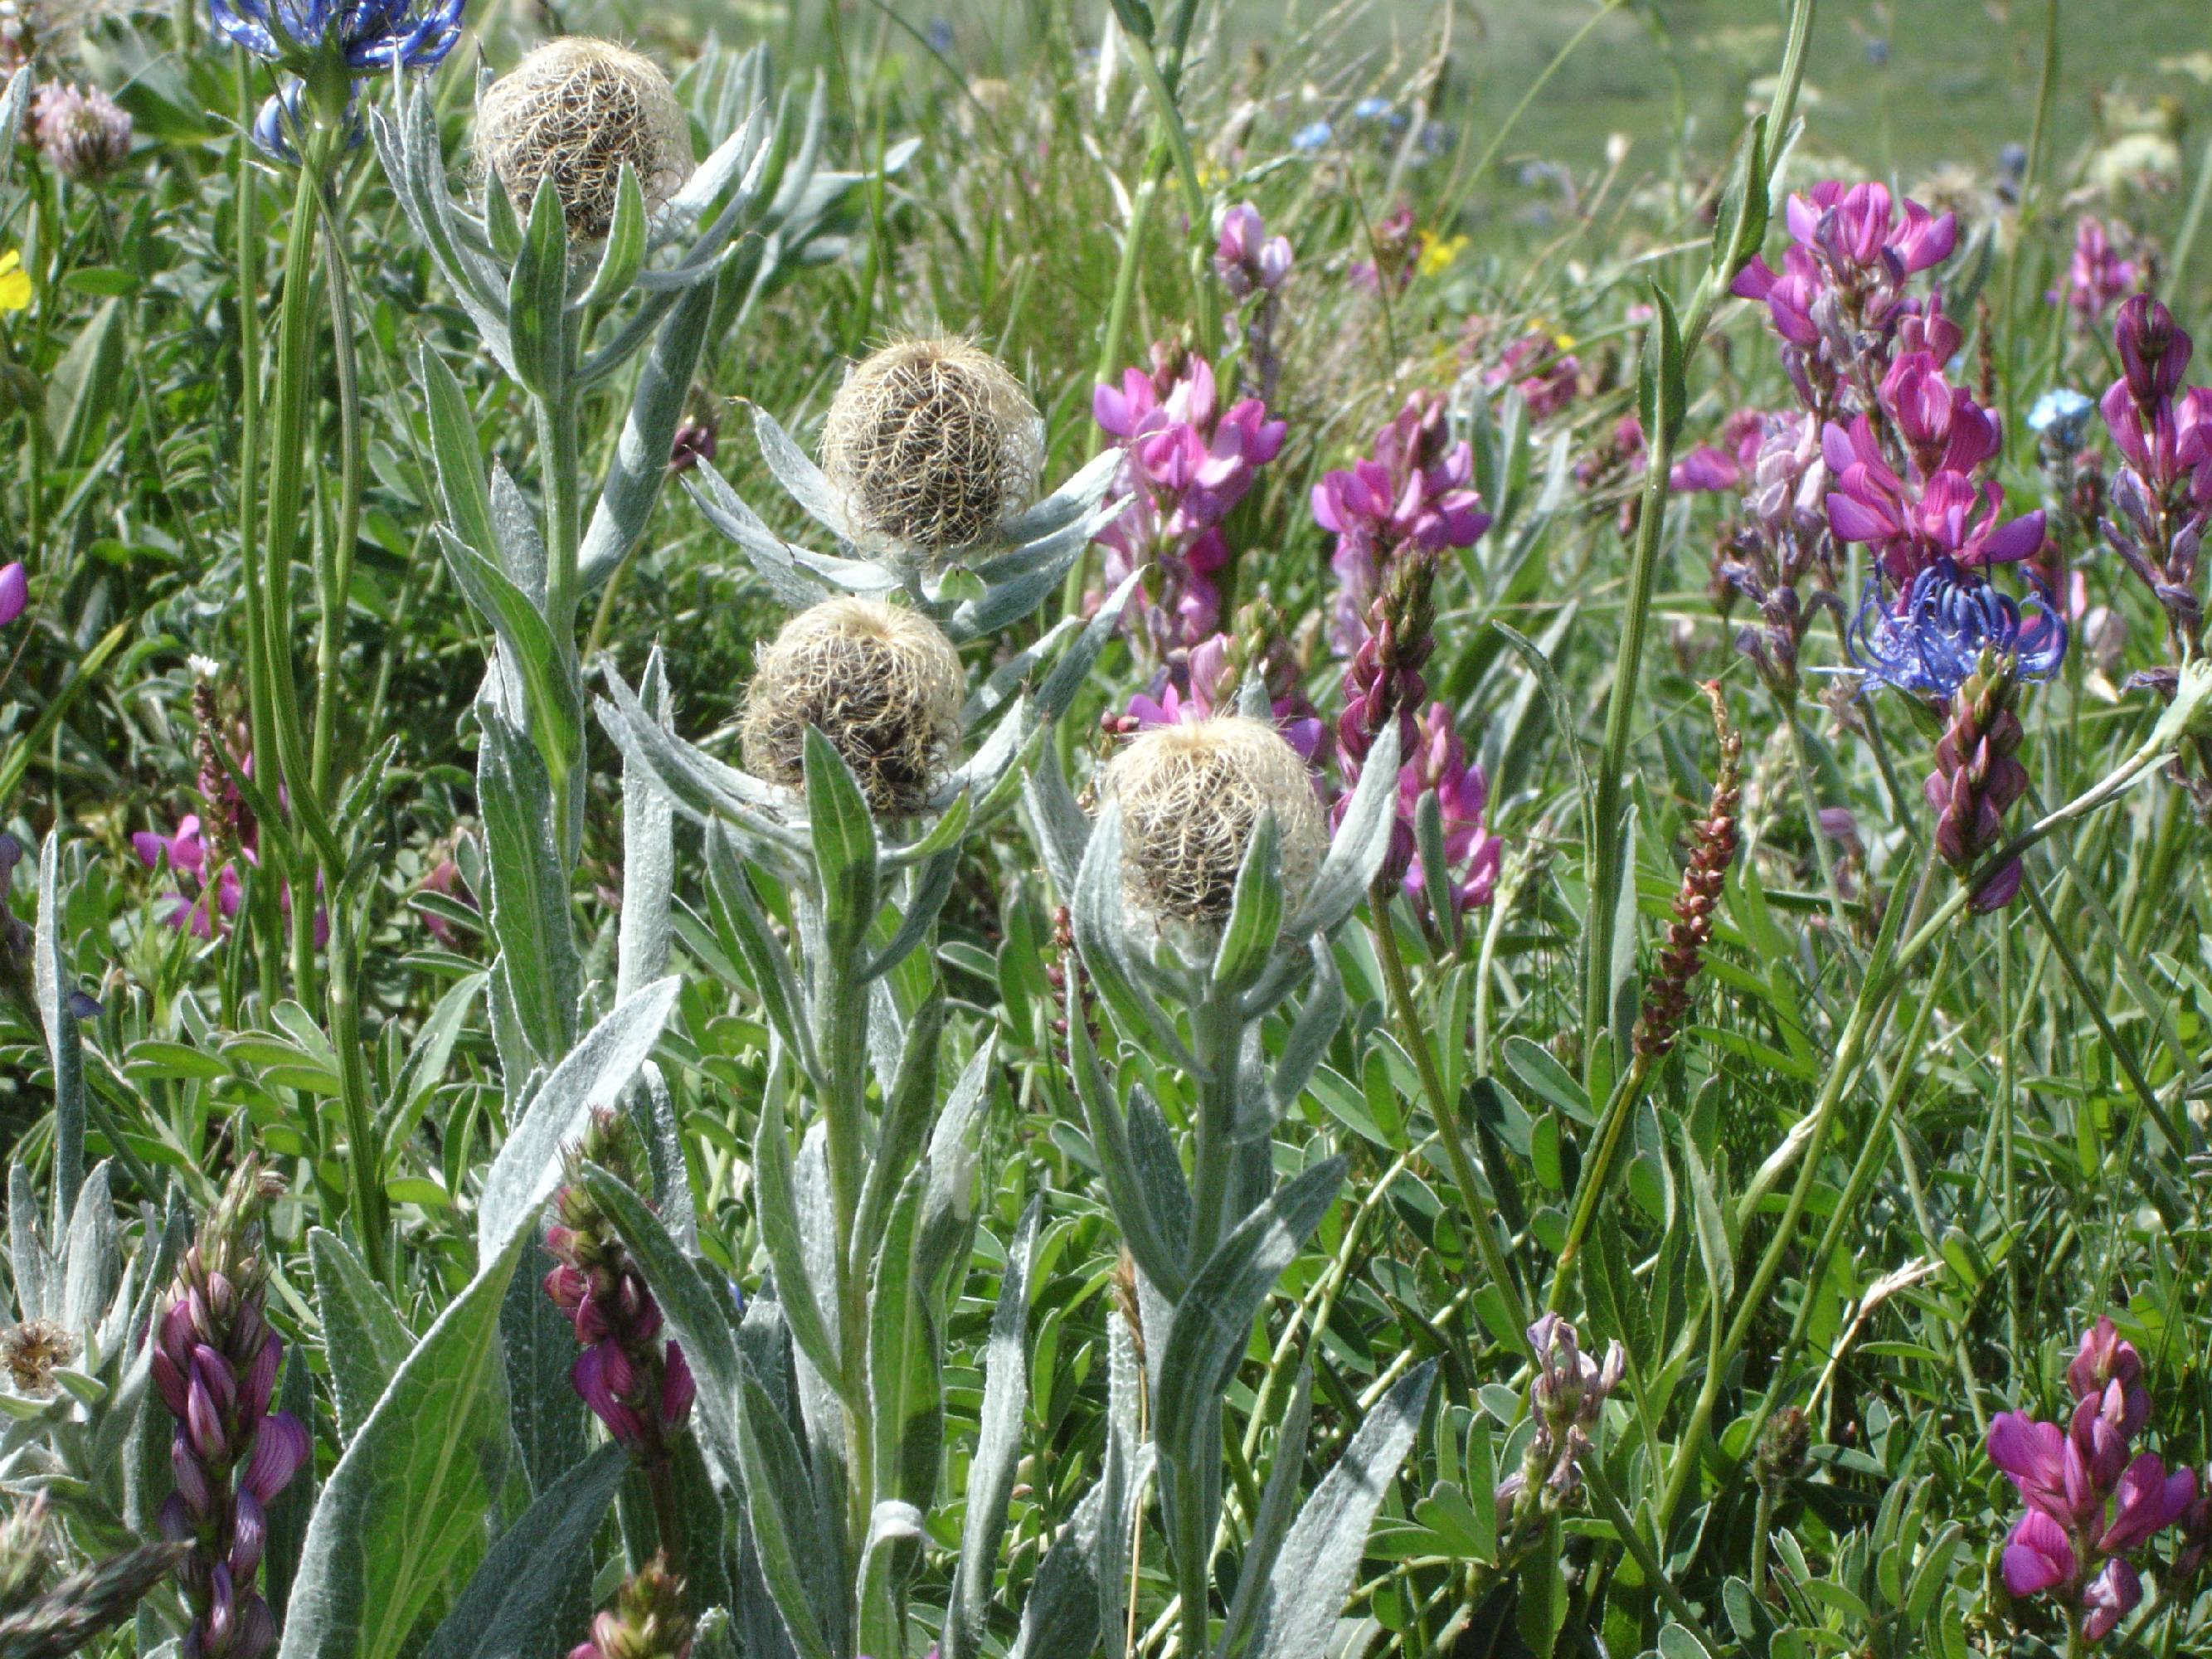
<box><xmin>0</xmin><ymin>251</ymin><xmax>29</xmax><ymax>313</ymax></box>
<box><xmin>1416</xmin><ymin>231</ymin><xmax>1467</xmax><ymax>279</ymax></box>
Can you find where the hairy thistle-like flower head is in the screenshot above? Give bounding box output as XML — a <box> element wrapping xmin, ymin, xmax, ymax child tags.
<box><xmin>477</xmin><ymin>38</ymin><xmax>693</xmax><ymax>243</ymax></box>
<box><xmin>1102</xmin><ymin>714</ymin><xmax>1325</xmax><ymax>930</ymax></box>
<box><xmin>740</xmin><ymin>597</ymin><xmax>965</xmax><ymax>818</ymax></box>
<box><xmin>29</xmin><ymin>84</ymin><xmax>133</xmax><ymax>183</ymax></box>
<box><xmin>0</xmin><ymin>1320</ymin><xmax>78</xmax><ymax>1399</ymax></box>
<box><xmin>820</xmin><ymin>337</ymin><xmax>1044</xmax><ymax>560</ymax></box>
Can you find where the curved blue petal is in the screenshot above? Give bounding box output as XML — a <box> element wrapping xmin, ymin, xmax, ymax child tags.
<box><xmin>1847</xmin><ymin>559</ymin><xmax>2069</xmax><ymax>698</ymax></box>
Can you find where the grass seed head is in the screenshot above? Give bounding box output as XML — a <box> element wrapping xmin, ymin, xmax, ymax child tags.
<box><xmin>477</xmin><ymin>38</ymin><xmax>693</xmax><ymax>244</ymax></box>
<box><xmin>819</xmin><ymin>336</ymin><xmax>1044</xmax><ymax>560</ymax></box>
<box><xmin>1102</xmin><ymin>715</ymin><xmax>1325</xmax><ymax>931</ymax></box>
<box><xmin>741</xmin><ymin>597</ymin><xmax>965</xmax><ymax>818</ymax></box>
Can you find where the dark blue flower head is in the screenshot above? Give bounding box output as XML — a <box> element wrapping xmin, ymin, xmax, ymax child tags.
<box><xmin>207</xmin><ymin>0</ymin><xmax>464</xmax><ymax>73</ymax></box>
<box><xmin>1848</xmin><ymin>558</ymin><xmax>2068</xmax><ymax>698</ymax></box>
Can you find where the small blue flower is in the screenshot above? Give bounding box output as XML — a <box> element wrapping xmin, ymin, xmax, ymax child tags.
<box><xmin>1352</xmin><ymin>96</ymin><xmax>1391</xmax><ymax>120</ymax></box>
<box><xmin>926</xmin><ymin>17</ymin><xmax>953</xmax><ymax>53</ymax></box>
<box><xmin>1864</xmin><ymin>36</ymin><xmax>1890</xmax><ymax>66</ymax></box>
<box><xmin>1848</xmin><ymin>561</ymin><xmax>2068</xmax><ymax>698</ymax></box>
<box><xmin>2028</xmin><ymin>387</ymin><xmax>2095</xmax><ymax>450</ymax></box>
<box><xmin>252</xmin><ymin>76</ymin><xmax>365</xmax><ymax>162</ymax></box>
<box><xmin>1291</xmin><ymin>119</ymin><xmax>1334</xmax><ymax>153</ymax></box>
<box><xmin>207</xmin><ymin>0</ymin><xmax>464</xmax><ymax>72</ymax></box>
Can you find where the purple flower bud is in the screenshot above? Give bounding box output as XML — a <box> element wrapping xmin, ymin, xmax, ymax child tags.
<box><xmin>2114</xmin><ymin>295</ymin><xmax>2191</xmax><ymax>408</ymax></box>
<box><xmin>2082</xmin><ymin>1557</ymin><xmax>2142</xmax><ymax>1643</ymax></box>
<box><xmin>240</xmin><ymin>1410</ymin><xmax>311</xmax><ymax>1504</ymax></box>
<box><xmin>2001</xmin><ymin>1506</ymin><xmax>2074</xmax><ymax>1598</ymax></box>
<box><xmin>229</xmin><ymin>1491</ymin><xmax>267</xmax><ymax>1582</ymax></box>
<box><xmin>0</xmin><ymin>563</ymin><xmax>26</xmax><ymax>627</ymax></box>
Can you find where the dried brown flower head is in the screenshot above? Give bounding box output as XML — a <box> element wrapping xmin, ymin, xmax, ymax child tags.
<box><xmin>1102</xmin><ymin>715</ymin><xmax>1325</xmax><ymax>929</ymax></box>
<box><xmin>740</xmin><ymin>597</ymin><xmax>965</xmax><ymax>818</ymax></box>
<box><xmin>1</xmin><ymin>1320</ymin><xmax>78</xmax><ymax>1398</ymax></box>
<box><xmin>819</xmin><ymin>337</ymin><xmax>1044</xmax><ymax>559</ymax></box>
<box><xmin>476</xmin><ymin>38</ymin><xmax>693</xmax><ymax>243</ymax></box>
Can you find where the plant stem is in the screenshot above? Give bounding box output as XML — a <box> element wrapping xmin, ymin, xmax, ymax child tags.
<box><xmin>1369</xmin><ymin>880</ymin><xmax>1530</xmax><ymax>1335</ymax></box>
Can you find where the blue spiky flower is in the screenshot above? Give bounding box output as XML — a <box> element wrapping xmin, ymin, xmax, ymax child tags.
<box><xmin>1848</xmin><ymin>559</ymin><xmax>2068</xmax><ymax>699</ymax></box>
<box><xmin>207</xmin><ymin>0</ymin><xmax>464</xmax><ymax>73</ymax></box>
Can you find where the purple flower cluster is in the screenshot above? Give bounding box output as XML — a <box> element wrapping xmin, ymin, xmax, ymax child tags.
<box><xmin>2098</xmin><ymin>296</ymin><xmax>2212</xmax><ymax>662</ymax></box>
<box><xmin>153</xmin><ymin>1165</ymin><xmax>312</xmax><ymax>1659</ymax></box>
<box><xmin>1824</xmin><ymin>304</ymin><xmax>2047</xmax><ymax>589</ymax></box>
<box><xmin>1313</xmin><ymin>390</ymin><xmax>1490</xmax><ymax>654</ymax></box>
<box><xmin>544</xmin><ymin>1111</ymin><xmax>697</xmax><ymax>1460</ymax></box>
<box><xmin>1495</xmin><ymin>1315</ymin><xmax>1623</xmax><ymax>1533</ymax></box>
<box><xmin>569</xmin><ymin>1554</ymin><xmax>692</xmax><ymax>1659</ymax></box>
<box><xmin>1398</xmin><ymin>705</ymin><xmax>1501</xmax><ymax>917</ymax></box>
<box><xmin>1733</xmin><ymin>180</ymin><xmax>1957</xmax><ymax>414</ymax></box>
<box><xmin>1480</xmin><ymin>329</ymin><xmax>1579</xmax><ymax>422</ymax></box>
<box><xmin>28</xmin><ymin>83</ymin><xmax>133</xmax><ymax>183</ymax></box>
<box><xmin>1215</xmin><ymin>202</ymin><xmax>1292</xmax><ymax>404</ymax></box>
<box><xmin>1715</xmin><ymin>409</ymin><xmax>1830</xmax><ymax>692</ymax></box>
<box><xmin>1329</xmin><ymin>550</ymin><xmax>1503</xmax><ymax>922</ymax></box>
<box><xmin>1093</xmin><ymin>346</ymin><xmax>1286</xmax><ymax>659</ymax></box>
<box><xmin>2050</xmin><ymin>218</ymin><xmax>2137</xmax><ymax>329</ymax></box>
<box><xmin>1988</xmin><ymin>1318</ymin><xmax>2199</xmax><ymax>1644</ymax></box>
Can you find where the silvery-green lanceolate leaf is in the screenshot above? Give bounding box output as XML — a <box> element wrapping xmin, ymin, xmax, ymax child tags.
<box><xmin>1269</xmin><ymin>939</ymin><xmax>1344</xmax><ymax>1117</ymax></box>
<box><xmin>618</xmin><ymin>652</ymin><xmax>677</xmax><ymax>1002</ymax></box>
<box><xmin>474</xmin><ymin>976</ymin><xmax>681</xmax><ymax>1258</ymax></box>
<box><xmin>858</xmin><ymin>1501</ymin><xmax>926</xmax><ymax>1659</ymax></box>
<box><xmin>946</xmin><ymin>1199</ymin><xmax>1039</xmax><ymax>1659</ymax></box>
<box><xmin>1290</xmin><ymin>720</ymin><xmax>1402</xmax><ymax>937</ymax></box>
<box><xmin>421</xmin><ymin>348</ymin><xmax>498</xmax><ymax>570</ymax></box>
<box><xmin>476</xmin><ymin>695</ymin><xmax>581</xmax><ymax>1072</ymax></box>
<box><xmin>506</xmin><ymin>174</ymin><xmax>572</xmax><ymax>400</ymax></box>
<box><xmin>937</xmin><ymin>697</ymin><xmax>1043</xmax><ymax>821</ymax></box>
<box><xmin>0</xmin><ymin>68</ymin><xmax>32</xmax><ymax>189</ymax></box>
<box><xmin>1008</xmin><ymin>1479</ymin><xmax>1109</xmax><ymax>1659</ymax></box>
<box><xmin>858</xmin><ymin>850</ymin><xmax>959</xmax><ymax>983</ymax></box>
<box><xmin>578</xmin><ymin>1165</ymin><xmax>749</xmax><ymax>1496</ymax></box>
<box><xmin>1000</xmin><ymin>446</ymin><xmax>1121</xmax><ymax>545</ymax></box>
<box><xmin>371</xmin><ymin>103</ymin><xmax>509</xmax><ymax>357</ymax></box>
<box><xmin>275</xmin><ymin>1229</ymin><xmax>529</xmax><ymax>1659</ymax></box>
<box><xmin>488</xmin><ymin>469</ymin><xmax>548</xmax><ymax>610</ymax></box>
<box><xmin>749</xmin><ymin>1092</ymin><xmax>841</xmax><ymax>1394</ymax></box>
<box><xmin>577</xmin><ymin>163</ymin><xmax>649</xmax><ymax>308</ymax></box>
<box><xmin>1230</xmin><ymin>1363</ymin><xmax>1437</xmax><ymax>1659</ymax></box>
<box><xmin>308</xmin><ymin>1229</ymin><xmax>413</xmax><ymax>1447</ymax></box>
<box><xmin>1063</xmin><ymin>988</ymin><xmax>1188</xmax><ymax>1302</ymax></box>
<box><xmin>1211</xmin><ymin>813</ymin><xmax>1285</xmax><ymax>995</ymax></box>
<box><xmin>851</xmin><ymin>1005</ymin><xmax>945</xmax><ymax>1273</ymax></box>
<box><xmin>439</xmin><ymin>528</ymin><xmax>582</xmax><ymax>787</ymax></box>
<box><xmin>593</xmin><ymin>674</ymin><xmax>810</xmax><ymax>873</ymax></box>
<box><xmin>1124</xmin><ymin>1086</ymin><xmax>1194</xmax><ymax>1256</ymax></box>
<box><xmin>419</xmin><ymin>1445</ymin><xmax>628</xmax><ymax>1659</ymax></box>
<box><xmin>965</xmin><ymin>613</ymin><xmax>1081</xmax><ymax>727</ymax></box>
<box><xmin>500</xmin><ymin>1236</ymin><xmax>587</xmax><ymax>1497</ymax></box>
<box><xmin>56</xmin><ymin>1160</ymin><xmax>115</xmax><ymax>1336</ymax></box>
<box><xmin>9</xmin><ymin>1162</ymin><xmax>54</xmax><ymax>1322</ymax></box>
<box><xmin>33</xmin><ymin>831</ymin><xmax>85</xmax><ymax>1226</ymax></box>
<box><xmin>1151</xmin><ymin>1157</ymin><xmax>1346</xmax><ymax>1495</ymax></box>
<box><xmin>703</xmin><ymin>830</ymin><xmax>821</xmax><ymax>1082</ymax></box>
<box><xmin>1098</xmin><ymin>1314</ymin><xmax>1143</xmax><ymax>1659</ymax></box>
<box><xmin>1216</xmin><ymin>1368</ymin><xmax>1315</xmax><ymax>1659</ymax></box>
<box><xmin>913</xmin><ymin>1040</ymin><xmax>992</xmax><ymax>1309</ymax></box>
<box><xmin>1023</xmin><ymin>749</ymin><xmax>1091</xmax><ymax>898</ymax></box>
<box><xmin>754</xmin><ymin>406</ymin><xmax>851</xmax><ymax>539</ymax></box>
<box><xmin>678</xmin><ymin>460</ymin><xmax>833</xmax><ymax>609</ymax></box>
<box><xmin>868</xmin><ymin>1165</ymin><xmax>945</xmax><ymax>1525</ymax></box>
<box><xmin>736</xmin><ymin>1365</ymin><xmax>839</xmax><ymax>1659</ymax></box>
<box><xmin>1072</xmin><ymin>807</ymin><xmax>1205</xmax><ymax>1078</ymax></box>
<box><xmin>802</xmin><ymin>727</ymin><xmax>881</xmax><ymax>958</ymax></box>
<box><xmin>576</xmin><ymin>276</ymin><xmax>721</xmax><ymax>593</ymax></box>
<box><xmin>667</xmin><ymin>100</ymin><xmax>771</xmax><ymax>221</ymax></box>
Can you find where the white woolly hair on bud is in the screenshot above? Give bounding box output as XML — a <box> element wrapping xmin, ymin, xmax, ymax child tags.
<box><xmin>475</xmin><ymin>36</ymin><xmax>693</xmax><ymax>244</ymax></box>
<box><xmin>1101</xmin><ymin>715</ymin><xmax>1326</xmax><ymax>931</ymax></box>
<box><xmin>819</xmin><ymin>336</ymin><xmax>1045</xmax><ymax>561</ymax></box>
<box><xmin>740</xmin><ymin>597</ymin><xmax>965</xmax><ymax>819</ymax></box>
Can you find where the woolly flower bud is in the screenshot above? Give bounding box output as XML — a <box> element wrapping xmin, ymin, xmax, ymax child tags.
<box><xmin>820</xmin><ymin>337</ymin><xmax>1044</xmax><ymax>559</ymax></box>
<box><xmin>1102</xmin><ymin>715</ymin><xmax>1325</xmax><ymax>931</ymax></box>
<box><xmin>1</xmin><ymin>1319</ymin><xmax>77</xmax><ymax>1399</ymax></box>
<box><xmin>477</xmin><ymin>38</ymin><xmax>693</xmax><ymax>243</ymax></box>
<box><xmin>740</xmin><ymin>597</ymin><xmax>965</xmax><ymax>818</ymax></box>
